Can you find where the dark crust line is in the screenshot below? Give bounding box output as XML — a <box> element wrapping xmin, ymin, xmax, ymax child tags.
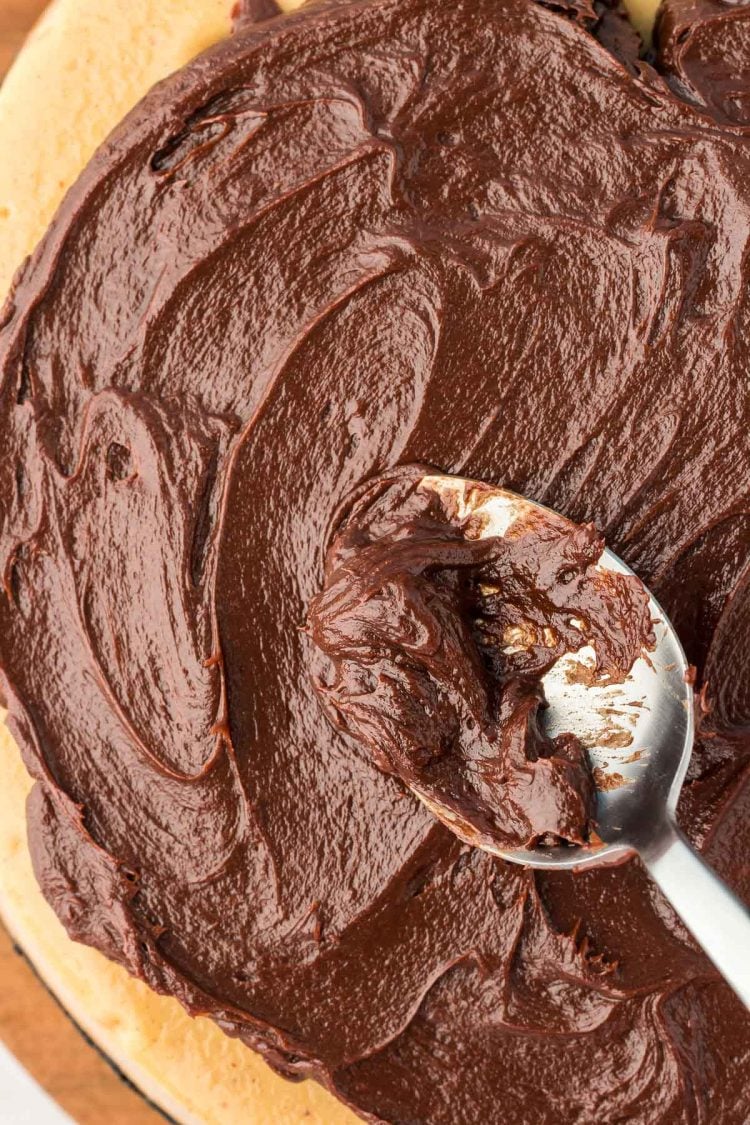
<box><xmin>1</xmin><ymin>0</ymin><xmax>750</xmax><ymax>1121</ymax></box>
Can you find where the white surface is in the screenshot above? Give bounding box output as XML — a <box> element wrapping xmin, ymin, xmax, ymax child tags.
<box><xmin>0</xmin><ymin>1040</ymin><xmax>72</xmax><ymax>1124</ymax></box>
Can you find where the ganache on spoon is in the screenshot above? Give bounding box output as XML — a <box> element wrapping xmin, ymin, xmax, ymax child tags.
<box><xmin>308</xmin><ymin>465</ymin><xmax>750</xmax><ymax>1009</ymax></box>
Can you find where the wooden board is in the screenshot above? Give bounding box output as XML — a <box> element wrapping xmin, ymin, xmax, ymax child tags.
<box><xmin>0</xmin><ymin>923</ymin><xmax>167</xmax><ymax>1123</ymax></box>
<box><xmin>0</xmin><ymin>0</ymin><xmax>47</xmax><ymax>80</ymax></box>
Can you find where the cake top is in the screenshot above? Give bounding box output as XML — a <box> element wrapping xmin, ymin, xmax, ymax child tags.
<box><xmin>0</xmin><ymin>0</ymin><xmax>748</xmax><ymax>1120</ymax></box>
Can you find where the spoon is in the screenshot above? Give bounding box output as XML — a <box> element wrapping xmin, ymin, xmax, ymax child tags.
<box><xmin>414</xmin><ymin>473</ymin><xmax>750</xmax><ymax>1009</ymax></box>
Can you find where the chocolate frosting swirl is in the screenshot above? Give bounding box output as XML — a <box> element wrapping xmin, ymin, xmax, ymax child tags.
<box><xmin>1</xmin><ymin>0</ymin><xmax>749</xmax><ymax>1120</ymax></box>
<box><xmin>307</xmin><ymin>466</ymin><xmax>653</xmax><ymax>851</ymax></box>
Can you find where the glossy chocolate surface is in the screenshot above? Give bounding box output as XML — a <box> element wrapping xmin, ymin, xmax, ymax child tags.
<box><xmin>308</xmin><ymin>466</ymin><xmax>652</xmax><ymax>850</ymax></box>
<box><xmin>0</xmin><ymin>0</ymin><xmax>749</xmax><ymax>1119</ymax></box>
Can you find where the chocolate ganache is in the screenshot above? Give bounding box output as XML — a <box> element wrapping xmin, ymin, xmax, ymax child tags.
<box><xmin>308</xmin><ymin>466</ymin><xmax>653</xmax><ymax>851</ymax></box>
<box><xmin>1</xmin><ymin>0</ymin><xmax>749</xmax><ymax>1120</ymax></box>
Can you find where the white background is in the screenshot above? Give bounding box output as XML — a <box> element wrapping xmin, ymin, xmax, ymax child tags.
<box><xmin>0</xmin><ymin>1040</ymin><xmax>71</xmax><ymax>1123</ymax></box>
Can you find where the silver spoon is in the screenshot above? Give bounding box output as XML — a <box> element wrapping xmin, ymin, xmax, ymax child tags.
<box><xmin>415</xmin><ymin>473</ymin><xmax>750</xmax><ymax>1009</ymax></box>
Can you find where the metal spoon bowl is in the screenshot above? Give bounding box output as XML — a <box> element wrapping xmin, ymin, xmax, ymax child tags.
<box><xmin>416</xmin><ymin>473</ymin><xmax>750</xmax><ymax>1008</ymax></box>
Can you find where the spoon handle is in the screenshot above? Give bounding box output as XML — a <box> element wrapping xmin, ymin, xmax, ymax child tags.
<box><xmin>638</xmin><ymin>818</ymin><xmax>750</xmax><ymax>1009</ymax></box>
